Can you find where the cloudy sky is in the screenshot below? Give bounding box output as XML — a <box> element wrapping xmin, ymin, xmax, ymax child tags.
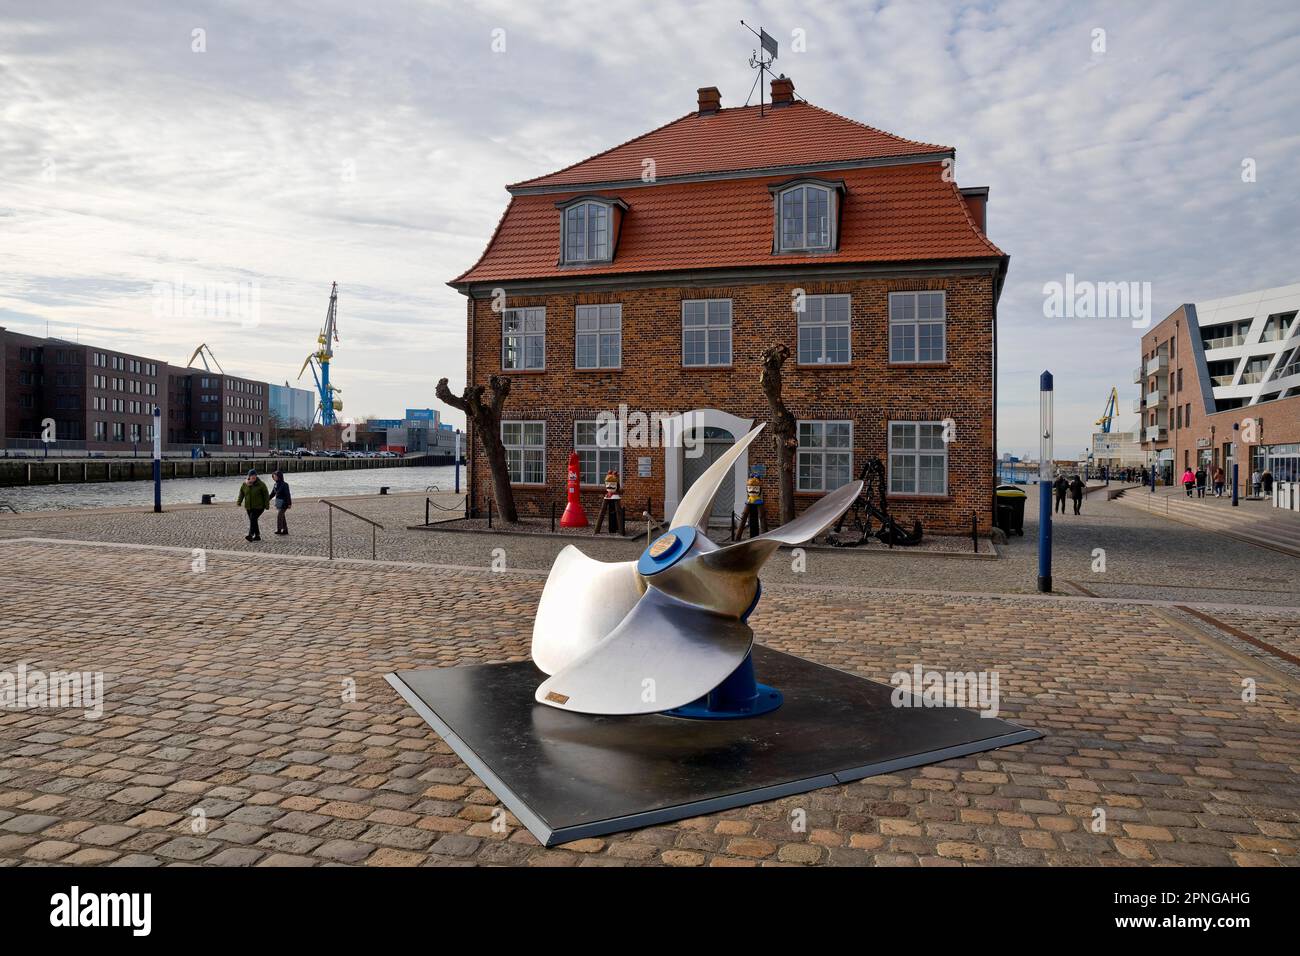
<box><xmin>2</xmin><ymin>0</ymin><xmax>1297</xmax><ymax>455</ymax></box>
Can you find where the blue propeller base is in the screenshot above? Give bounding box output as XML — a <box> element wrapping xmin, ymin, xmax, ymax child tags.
<box><xmin>666</xmin><ymin>651</ymin><xmax>783</xmax><ymax>720</ymax></box>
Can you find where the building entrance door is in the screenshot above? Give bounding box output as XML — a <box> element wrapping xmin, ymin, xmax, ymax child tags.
<box><xmin>682</xmin><ymin>426</ymin><xmax>735</xmax><ymax>526</ymax></box>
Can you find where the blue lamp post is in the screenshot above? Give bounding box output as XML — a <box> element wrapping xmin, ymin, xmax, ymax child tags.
<box><xmin>1038</xmin><ymin>371</ymin><xmax>1054</xmax><ymax>593</ymax></box>
<box><xmin>152</xmin><ymin>405</ymin><xmax>162</xmax><ymax>513</ymax></box>
<box><xmin>454</xmin><ymin>429</ymin><xmax>462</xmax><ymax>494</ymax></box>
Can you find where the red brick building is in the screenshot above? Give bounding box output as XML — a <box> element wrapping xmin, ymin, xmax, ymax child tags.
<box><xmin>449</xmin><ymin>78</ymin><xmax>1009</xmax><ymax>533</ymax></box>
<box><xmin>1138</xmin><ymin>284</ymin><xmax>1300</xmax><ymax>485</ymax></box>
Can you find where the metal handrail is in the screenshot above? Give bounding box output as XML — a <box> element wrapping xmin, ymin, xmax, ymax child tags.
<box><xmin>321</xmin><ymin>498</ymin><xmax>384</xmax><ymax>560</ymax></box>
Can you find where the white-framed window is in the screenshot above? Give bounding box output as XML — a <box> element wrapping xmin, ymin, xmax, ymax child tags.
<box><xmin>575</xmin><ymin>304</ymin><xmax>622</xmax><ymax>369</ymax></box>
<box><xmin>889</xmin><ymin>291</ymin><xmax>946</xmax><ymax>363</ymax></box>
<box><xmin>574</xmin><ymin>420</ymin><xmax>622</xmax><ymax>486</ymax></box>
<box><xmin>888</xmin><ymin>421</ymin><xmax>948</xmax><ymax>495</ymax></box>
<box><xmin>502</xmin><ymin>307</ymin><xmax>545</xmax><ymax>371</ymax></box>
<box><xmin>797</xmin><ymin>421</ymin><xmax>853</xmax><ymax>492</ymax></box>
<box><xmin>502</xmin><ymin>421</ymin><xmax>545</xmax><ymax>484</ymax></box>
<box><xmin>797</xmin><ymin>294</ymin><xmax>851</xmax><ymax>364</ymax></box>
<box><xmin>778</xmin><ymin>183</ymin><xmax>833</xmax><ymax>251</ymax></box>
<box><xmin>681</xmin><ymin>299</ymin><xmax>732</xmax><ymax>366</ymax></box>
<box><xmin>563</xmin><ymin>201</ymin><xmax>612</xmax><ymax>263</ymax></box>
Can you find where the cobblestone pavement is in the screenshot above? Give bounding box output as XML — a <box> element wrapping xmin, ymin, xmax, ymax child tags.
<box><xmin>0</xmin><ymin>537</ymin><xmax>1297</xmax><ymax>867</ymax></box>
<box><xmin>0</xmin><ymin>487</ymin><xmax>1297</xmax><ymax>606</ymax></box>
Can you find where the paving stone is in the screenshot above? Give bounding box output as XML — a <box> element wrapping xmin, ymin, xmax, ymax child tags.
<box><xmin>0</xmin><ymin>521</ymin><xmax>1296</xmax><ymax>869</ymax></box>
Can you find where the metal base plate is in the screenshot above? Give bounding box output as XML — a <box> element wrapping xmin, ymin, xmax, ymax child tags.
<box><xmin>387</xmin><ymin>646</ymin><xmax>1042</xmax><ymax>847</ymax></box>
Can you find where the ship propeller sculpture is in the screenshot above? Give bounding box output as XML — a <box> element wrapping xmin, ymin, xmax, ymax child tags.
<box><xmin>531</xmin><ymin>424</ymin><xmax>863</xmax><ymax>718</ymax></box>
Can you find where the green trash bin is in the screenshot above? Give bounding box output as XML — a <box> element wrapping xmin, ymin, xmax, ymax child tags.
<box><xmin>995</xmin><ymin>485</ymin><xmax>1027</xmax><ymax>536</ymax></box>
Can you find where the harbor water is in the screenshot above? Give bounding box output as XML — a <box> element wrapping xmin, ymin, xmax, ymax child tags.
<box><xmin>0</xmin><ymin>464</ymin><xmax>460</xmax><ymax>512</ymax></box>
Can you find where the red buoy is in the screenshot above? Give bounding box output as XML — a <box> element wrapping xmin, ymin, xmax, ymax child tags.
<box><xmin>560</xmin><ymin>450</ymin><xmax>588</xmax><ymax>527</ymax></box>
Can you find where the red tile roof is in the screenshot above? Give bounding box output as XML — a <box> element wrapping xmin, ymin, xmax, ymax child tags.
<box><xmin>509</xmin><ymin>102</ymin><xmax>951</xmax><ymax>190</ymax></box>
<box><xmin>453</xmin><ymin>162</ymin><xmax>1004</xmax><ymax>286</ymax></box>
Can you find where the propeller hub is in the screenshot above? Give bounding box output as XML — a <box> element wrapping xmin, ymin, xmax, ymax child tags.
<box><xmin>637</xmin><ymin>526</ymin><xmax>697</xmax><ymax>576</ymax></box>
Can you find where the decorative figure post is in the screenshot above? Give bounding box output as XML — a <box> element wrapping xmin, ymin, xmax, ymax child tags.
<box><xmin>1038</xmin><ymin>371</ymin><xmax>1053</xmax><ymax>593</ymax></box>
<box><xmin>733</xmin><ymin>472</ymin><xmax>767</xmax><ymax>540</ymax></box>
<box><xmin>560</xmin><ymin>450</ymin><xmax>588</xmax><ymax>527</ymax></box>
<box><xmin>593</xmin><ymin>468</ymin><xmax>622</xmax><ymax>534</ymax></box>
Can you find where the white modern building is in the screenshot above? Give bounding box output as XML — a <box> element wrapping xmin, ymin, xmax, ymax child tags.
<box><xmin>1192</xmin><ymin>283</ymin><xmax>1300</xmax><ymax>409</ymax></box>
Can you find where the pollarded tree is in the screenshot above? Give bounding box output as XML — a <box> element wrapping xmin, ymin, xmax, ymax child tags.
<box><xmin>436</xmin><ymin>375</ymin><xmax>517</xmax><ymax>523</ymax></box>
<box><xmin>760</xmin><ymin>343</ymin><xmax>797</xmax><ymax>525</ymax></box>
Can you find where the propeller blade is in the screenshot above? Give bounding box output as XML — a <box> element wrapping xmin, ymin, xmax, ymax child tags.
<box><xmin>671</xmin><ymin>423</ymin><xmax>765</xmax><ymax>531</ymax></box>
<box><xmin>702</xmin><ymin>479</ymin><xmax>864</xmax><ymax>575</ymax></box>
<box><xmin>535</xmin><ymin>588</ymin><xmax>754</xmax><ymax>715</ymax></box>
<box><xmin>530</xmin><ymin>546</ymin><xmax>645</xmax><ymax>675</ymax></box>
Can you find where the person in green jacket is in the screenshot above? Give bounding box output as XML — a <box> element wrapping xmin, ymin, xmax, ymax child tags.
<box><xmin>236</xmin><ymin>469</ymin><xmax>270</xmax><ymax>542</ymax></box>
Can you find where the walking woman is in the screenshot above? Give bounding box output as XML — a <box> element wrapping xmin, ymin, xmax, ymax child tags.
<box><xmin>270</xmin><ymin>469</ymin><xmax>292</xmax><ymax>535</ymax></box>
<box><xmin>1181</xmin><ymin>466</ymin><xmax>1196</xmax><ymax>497</ymax></box>
<box><xmin>1212</xmin><ymin>465</ymin><xmax>1225</xmax><ymax>497</ymax></box>
<box><xmin>236</xmin><ymin>469</ymin><xmax>270</xmax><ymax>542</ymax></box>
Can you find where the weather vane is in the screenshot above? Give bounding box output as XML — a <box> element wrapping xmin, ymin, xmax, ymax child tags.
<box><xmin>740</xmin><ymin>20</ymin><xmax>779</xmax><ymax>116</ymax></box>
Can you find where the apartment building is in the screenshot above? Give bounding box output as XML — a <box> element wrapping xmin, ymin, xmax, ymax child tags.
<box><xmin>0</xmin><ymin>329</ymin><xmax>167</xmax><ymax>451</ymax></box>
<box><xmin>1137</xmin><ymin>283</ymin><xmax>1300</xmax><ymax>483</ymax></box>
<box><xmin>1</xmin><ymin>327</ymin><xmax>271</xmax><ymax>455</ymax></box>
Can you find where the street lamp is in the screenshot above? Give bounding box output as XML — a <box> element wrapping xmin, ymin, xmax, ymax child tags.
<box><xmin>1038</xmin><ymin>371</ymin><xmax>1053</xmax><ymax>593</ymax></box>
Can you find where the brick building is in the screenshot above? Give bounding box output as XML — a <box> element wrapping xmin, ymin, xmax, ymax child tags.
<box><xmin>1</xmin><ymin>327</ymin><xmax>271</xmax><ymax>455</ymax></box>
<box><xmin>1138</xmin><ymin>283</ymin><xmax>1300</xmax><ymax>485</ymax></box>
<box><xmin>0</xmin><ymin>328</ymin><xmax>168</xmax><ymax>452</ymax></box>
<box><xmin>449</xmin><ymin>78</ymin><xmax>1009</xmax><ymax>533</ymax></box>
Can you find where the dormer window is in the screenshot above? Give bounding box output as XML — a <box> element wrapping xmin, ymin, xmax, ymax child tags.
<box><xmin>770</xmin><ymin>179</ymin><xmax>844</xmax><ymax>253</ymax></box>
<box><xmin>556</xmin><ymin>196</ymin><xmax>627</xmax><ymax>265</ymax></box>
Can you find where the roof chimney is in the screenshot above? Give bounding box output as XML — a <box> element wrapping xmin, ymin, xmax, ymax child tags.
<box><xmin>770</xmin><ymin>75</ymin><xmax>794</xmax><ymax>107</ymax></box>
<box><xmin>697</xmin><ymin>86</ymin><xmax>721</xmax><ymax>116</ymax></box>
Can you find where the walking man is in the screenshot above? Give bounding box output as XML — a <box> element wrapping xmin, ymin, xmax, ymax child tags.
<box><xmin>1054</xmin><ymin>474</ymin><xmax>1068</xmax><ymax>514</ymax></box>
<box><xmin>1069</xmin><ymin>474</ymin><xmax>1085</xmax><ymax>515</ymax></box>
<box><xmin>270</xmin><ymin>469</ymin><xmax>292</xmax><ymax>535</ymax></box>
<box><xmin>1194</xmin><ymin>465</ymin><xmax>1207</xmax><ymax>498</ymax></box>
<box><xmin>237</xmin><ymin>468</ymin><xmax>270</xmax><ymax>542</ymax></box>
<box><xmin>1251</xmin><ymin>468</ymin><xmax>1261</xmax><ymax>497</ymax></box>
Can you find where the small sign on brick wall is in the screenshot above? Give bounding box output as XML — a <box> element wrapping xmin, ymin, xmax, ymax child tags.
<box><xmin>638</xmin><ymin>457</ymin><xmax>652</xmax><ymax>477</ymax></box>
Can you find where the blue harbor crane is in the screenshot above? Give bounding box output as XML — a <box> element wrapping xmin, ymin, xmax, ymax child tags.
<box><xmin>1094</xmin><ymin>386</ymin><xmax>1118</xmax><ymax>434</ymax></box>
<box><xmin>298</xmin><ymin>282</ymin><xmax>342</xmax><ymax>426</ymax></box>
